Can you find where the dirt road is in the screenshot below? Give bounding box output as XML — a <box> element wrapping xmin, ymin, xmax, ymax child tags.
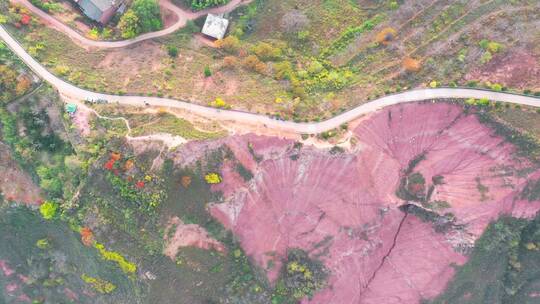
<box><xmin>1</xmin><ymin>25</ymin><xmax>539</xmax><ymax>134</ymax></box>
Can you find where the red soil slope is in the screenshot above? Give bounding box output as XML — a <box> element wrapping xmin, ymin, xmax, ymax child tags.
<box><xmin>207</xmin><ymin>102</ymin><xmax>540</xmax><ymax>303</ymax></box>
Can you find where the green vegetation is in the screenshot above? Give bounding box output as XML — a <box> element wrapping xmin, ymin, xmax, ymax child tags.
<box><xmin>0</xmin><ymin>41</ymin><xmax>33</xmax><ymax>103</ymax></box>
<box><xmin>127</xmin><ymin>112</ymin><xmax>225</xmax><ymax>140</ymax></box>
<box><xmin>204</xmin><ymin>172</ymin><xmax>222</xmax><ymax>184</ymax></box>
<box><xmin>0</xmin><ymin>205</ymin><xmax>139</xmax><ymax>303</ymax></box>
<box><xmin>81</xmin><ymin>274</ymin><xmax>117</xmax><ymax>294</ymax></box>
<box><xmin>95</xmin><ymin>243</ymin><xmax>137</xmax><ymax>274</ymax></box>
<box><xmin>184</xmin><ymin>0</ymin><xmax>230</xmax><ymax>10</ymax></box>
<box><xmin>118</xmin><ymin>0</ymin><xmax>162</xmax><ymax>38</ymax></box>
<box><xmin>271</xmin><ymin>249</ymin><xmax>328</xmax><ymax>303</ymax></box>
<box><xmin>39</xmin><ymin>200</ymin><xmax>58</xmax><ymax>220</ymax></box>
<box><xmin>431</xmin><ymin>213</ymin><xmax>540</xmax><ymax>304</ymax></box>
<box><xmin>30</xmin><ymin>0</ymin><xmax>64</xmax><ymax>13</ymax></box>
<box><xmin>167</xmin><ymin>45</ymin><xmax>178</xmax><ymax>58</ymax></box>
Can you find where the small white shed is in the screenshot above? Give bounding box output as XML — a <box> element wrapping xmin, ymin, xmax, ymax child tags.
<box><xmin>201</xmin><ymin>14</ymin><xmax>229</xmax><ymax>40</ymax></box>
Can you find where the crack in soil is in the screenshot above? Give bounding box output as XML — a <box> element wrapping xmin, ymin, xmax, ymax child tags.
<box><xmin>362</xmin><ymin>210</ymin><xmax>409</xmax><ymax>294</ymax></box>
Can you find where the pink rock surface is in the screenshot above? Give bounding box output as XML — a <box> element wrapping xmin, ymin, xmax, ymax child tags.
<box><xmin>0</xmin><ymin>260</ymin><xmax>14</xmax><ymax>277</ymax></box>
<box><xmin>208</xmin><ymin>102</ymin><xmax>540</xmax><ymax>303</ymax></box>
<box><xmin>163</xmin><ymin>216</ymin><xmax>225</xmax><ymax>260</ymax></box>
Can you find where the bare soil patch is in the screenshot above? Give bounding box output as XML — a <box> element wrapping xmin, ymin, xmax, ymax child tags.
<box><xmin>465</xmin><ymin>49</ymin><xmax>540</xmax><ymax>89</ymax></box>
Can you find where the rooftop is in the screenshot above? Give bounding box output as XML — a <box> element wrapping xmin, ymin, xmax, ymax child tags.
<box><xmin>201</xmin><ymin>14</ymin><xmax>229</xmax><ymax>40</ymax></box>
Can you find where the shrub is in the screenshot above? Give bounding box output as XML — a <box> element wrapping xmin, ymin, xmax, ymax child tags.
<box><xmin>403</xmin><ymin>57</ymin><xmax>421</xmax><ymax>72</ymax></box>
<box><xmin>185</xmin><ymin>0</ymin><xmax>229</xmax><ymax>10</ymax></box>
<box><xmin>209</xmin><ymin>97</ymin><xmax>230</xmax><ymax>109</ymax></box>
<box><xmin>215</xmin><ymin>36</ymin><xmax>240</xmax><ymax>53</ymax></box>
<box><xmin>167</xmin><ymin>45</ymin><xmax>178</xmax><ymax>57</ymax></box>
<box><xmin>274</xmin><ymin>61</ymin><xmax>294</xmax><ymax>80</ymax></box>
<box><xmin>95</xmin><ymin>243</ymin><xmax>137</xmax><ymax>274</ymax></box>
<box><xmin>204</xmin><ymin>172</ymin><xmax>222</xmax><ymax>184</ymax></box>
<box><xmin>204</xmin><ymin>66</ymin><xmax>212</xmax><ymax>77</ymax></box>
<box><xmin>480</xmin><ymin>51</ymin><xmax>492</xmax><ymax>64</ymax></box>
<box><xmin>36</xmin><ymin>238</ymin><xmax>50</xmax><ymax>249</ymax></box>
<box><xmin>39</xmin><ymin>201</ymin><xmax>58</xmax><ymax>220</ymax></box>
<box><xmin>81</xmin><ymin>274</ymin><xmax>116</xmax><ymax>294</ymax></box>
<box><xmin>251</xmin><ymin>42</ymin><xmax>282</xmax><ymax>61</ymax></box>
<box><xmin>222</xmin><ymin>56</ymin><xmax>238</xmax><ymax>68</ymax></box>
<box><xmin>242</xmin><ymin>55</ymin><xmax>266</xmax><ymax>74</ymax></box>
<box><xmin>375</xmin><ymin>27</ymin><xmax>397</xmax><ymax>45</ymax></box>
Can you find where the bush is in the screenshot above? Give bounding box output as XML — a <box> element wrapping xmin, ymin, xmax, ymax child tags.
<box><xmin>204</xmin><ymin>66</ymin><xmax>212</xmax><ymax>77</ymax></box>
<box><xmin>242</xmin><ymin>55</ymin><xmax>266</xmax><ymax>74</ymax></box>
<box><xmin>215</xmin><ymin>36</ymin><xmax>240</xmax><ymax>53</ymax></box>
<box><xmin>39</xmin><ymin>201</ymin><xmax>58</xmax><ymax>220</ymax></box>
<box><xmin>167</xmin><ymin>45</ymin><xmax>178</xmax><ymax>57</ymax></box>
<box><xmin>403</xmin><ymin>57</ymin><xmax>421</xmax><ymax>72</ymax></box>
<box><xmin>185</xmin><ymin>0</ymin><xmax>229</xmax><ymax>10</ymax></box>
<box><xmin>222</xmin><ymin>56</ymin><xmax>238</xmax><ymax>68</ymax></box>
<box><xmin>208</xmin><ymin>97</ymin><xmax>230</xmax><ymax>109</ymax></box>
<box><xmin>204</xmin><ymin>172</ymin><xmax>222</xmax><ymax>184</ymax></box>
<box><xmin>251</xmin><ymin>42</ymin><xmax>282</xmax><ymax>61</ymax></box>
<box><xmin>375</xmin><ymin>27</ymin><xmax>397</xmax><ymax>45</ymax></box>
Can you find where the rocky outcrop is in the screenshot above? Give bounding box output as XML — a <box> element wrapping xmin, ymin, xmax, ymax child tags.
<box><xmin>206</xmin><ymin>102</ymin><xmax>540</xmax><ymax>303</ymax></box>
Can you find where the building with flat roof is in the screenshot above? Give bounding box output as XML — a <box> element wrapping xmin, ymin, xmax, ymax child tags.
<box><xmin>201</xmin><ymin>14</ymin><xmax>229</xmax><ymax>40</ymax></box>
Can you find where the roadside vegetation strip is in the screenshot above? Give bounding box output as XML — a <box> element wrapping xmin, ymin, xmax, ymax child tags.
<box><xmin>1</xmin><ymin>24</ymin><xmax>539</xmax><ymax>135</ymax></box>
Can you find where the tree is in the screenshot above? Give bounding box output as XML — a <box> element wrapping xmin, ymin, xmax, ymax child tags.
<box><xmin>118</xmin><ymin>10</ymin><xmax>139</xmax><ymax>39</ymax></box>
<box><xmin>131</xmin><ymin>0</ymin><xmax>162</xmax><ymax>33</ymax></box>
<box><xmin>375</xmin><ymin>27</ymin><xmax>397</xmax><ymax>45</ymax></box>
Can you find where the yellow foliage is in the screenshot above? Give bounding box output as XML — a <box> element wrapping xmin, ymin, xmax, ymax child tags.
<box><xmin>526</xmin><ymin>242</ymin><xmax>538</xmax><ymax>251</ymax></box>
<box><xmin>81</xmin><ymin>274</ymin><xmax>116</xmax><ymax>294</ymax></box>
<box><xmin>209</xmin><ymin>97</ymin><xmax>230</xmax><ymax>109</ymax></box>
<box><xmin>95</xmin><ymin>243</ymin><xmax>137</xmax><ymax>274</ymax></box>
<box><xmin>204</xmin><ymin>173</ymin><xmax>222</xmax><ymax>184</ymax></box>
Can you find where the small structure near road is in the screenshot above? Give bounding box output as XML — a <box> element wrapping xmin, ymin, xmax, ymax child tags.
<box><xmin>66</xmin><ymin>103</ymin><xmax>78</xmax><ymax>115</ymax></box>
<box><xmin>73</xmin><ymin>0</ymin><xmax>126</xmax><ymax>24</ymax></box>
<box><xmin>201</xmin><ymin>14</ymin><xmax>229</xmax><ymax>40</ymax></box>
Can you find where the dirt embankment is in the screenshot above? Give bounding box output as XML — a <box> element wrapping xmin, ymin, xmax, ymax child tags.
<box><xmin>0</xmin><ymin>142</ymin><xmax>42</xmax><ymax>205</ymax></box>
<box><xmin>200</xmin><ymin>102</ymin><xmax>540</xmax><ymax>303</ymax></box>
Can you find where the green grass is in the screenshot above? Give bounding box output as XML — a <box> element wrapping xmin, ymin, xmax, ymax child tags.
<box><xmin>129</xmin><ymin>113</ymin><xmax>225</xmax><ymax>140</ymax></box>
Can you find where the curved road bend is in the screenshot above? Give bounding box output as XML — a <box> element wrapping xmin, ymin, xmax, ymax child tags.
<box><xmin>11</xmin><ymin>0</ymin><xmax>250</xmax><ymax>48</ymax></box>
<box><xmin>1</xmin><ymin>25</ymin><xmax>539</xmax><ymax>134</ymax></box>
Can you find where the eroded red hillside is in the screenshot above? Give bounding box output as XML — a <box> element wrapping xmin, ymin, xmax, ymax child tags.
<box><xmin>206</xmin><ymin>102</ymin><xmax>540</xmax><ymax>303</ymax></box>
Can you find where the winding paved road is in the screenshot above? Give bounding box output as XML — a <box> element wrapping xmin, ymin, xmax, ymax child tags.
<box><xmin>11</xmin><ymin>0</ymin><xmax>250</xmax><ymax>48</ymax></box>
<box><xmin>1</xmin><ymin>25</ymin><xmax>539</xmax><ymax>134</ymax></box>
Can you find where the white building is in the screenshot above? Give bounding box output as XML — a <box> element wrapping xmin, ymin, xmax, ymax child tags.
<box><xmin>201</xmin><ymin>14</ymin><xmax>229</xmax><ymax>40</ymax></box>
